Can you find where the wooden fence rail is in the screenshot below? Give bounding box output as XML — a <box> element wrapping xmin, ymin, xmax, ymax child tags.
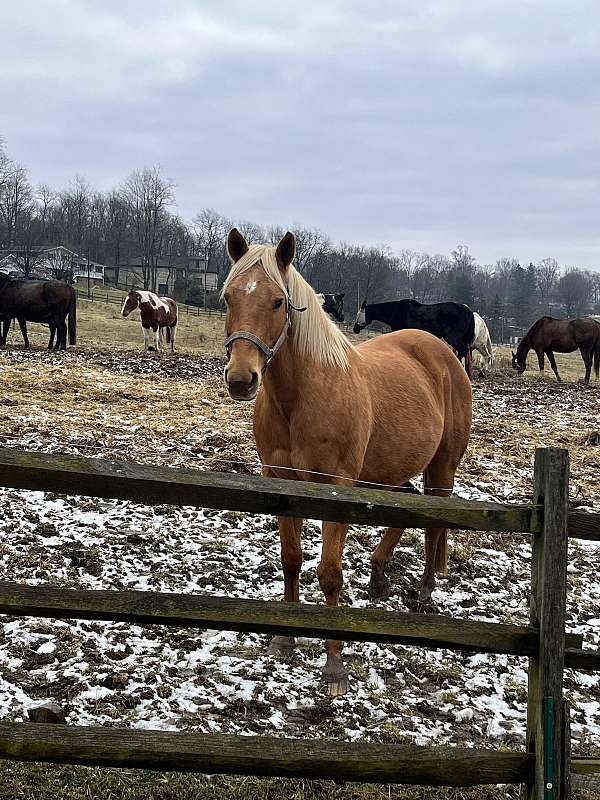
<box><xmin>0</xmin><ymin>445</ymin><xmax>597</xmax><ymax>798</ymax></box>
<box><xmin>0</xmin><ymin>723</ymin><xmax>533</xmax><ymax>786</ymax></box>
<box><xmin>0</xmin><ymin>581</ymin><xmax>583</xmax><ymax>656</ymax></box>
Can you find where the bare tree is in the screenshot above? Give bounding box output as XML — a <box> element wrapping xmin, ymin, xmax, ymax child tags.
<box><xmin>123</xmin><ymin>167</ymin><xmax>175</xmax><ymax>290</ymax></box>
<box><xmin>556</xmin><ymin>268</ymin><xmax>593</xmax><ymax>317</ymax></box>
<box><xmin>0</xmin><ymin>164</ymin><xmax>34</xmax><ymax>248</ymax></box>
<box><xmin>537</xmin><ymin>257</ymin><xmax>559</xmax><ymax>311</ymax></box>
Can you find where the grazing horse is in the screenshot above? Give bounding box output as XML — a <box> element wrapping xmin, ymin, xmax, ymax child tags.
<box><xmin>223</xmin><ymin>228</ymin><xmax>472</xmax><ymax>696</ymax></box>
<box><xmin>316</xmin><ymin>293</ymin><xmax>345</xmax><ymax>323</ymax></box>
<box><xmin>353</xmin><ymin>299</ymin><xmax>475</xmax><ymax>377</ymax></box>
<box><xmin>471</xmin><ymin>312</ymin><xmax>494</xmax><ymax>375</ymax></box>
<box><xmin>0</xmin><ymin>275</ymin><xmax>76</xmax><ymax>351</ymax></box>
<box><xmin>512</xmin><ymin>316</ymin><xmax>600</xmax><ymax>383</ymax></box>
<box><xmin>121</xmin><ymin>290</ymin><xmax>178</xmax><ymax>352</ymax></box>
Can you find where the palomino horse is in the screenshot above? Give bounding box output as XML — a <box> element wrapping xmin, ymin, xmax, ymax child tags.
<box><xmin>0</xmin><ymin>275</ymin><xmax>76</xmax><ymax>351</ymax></box>
<box><xmin>471</xmin><ymin>312</ymin><xmax>494</xmax><ymax>375</ymax></box>
<box><xmin>121</xmin><ymin>290</ymin><xmax>178</xmax><ymax>352</ymax></box>
<box><xmin>223</xmin><ymin>229</ymin><xmax>472</xmax><ymax>696</ymax></box>
<box><xmin>512</xmin><ymin>316</ymin><xmax>600</xmax><ymax>383</ymax></box>
<box><xmin>353</xmin><ymin>298</ymin><xmax>475</xmax><ymax>378</ymax></box>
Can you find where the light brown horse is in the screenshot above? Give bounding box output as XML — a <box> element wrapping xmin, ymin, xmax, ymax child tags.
<box><xmin>223</xmin><ymin>229</ymin><xmax>472</xmax><ymax>696</ymax></box>
<box><xmin>511</xmin><ymin>316</ymin><xmax>600</xmax><ymax>383</ymax></box>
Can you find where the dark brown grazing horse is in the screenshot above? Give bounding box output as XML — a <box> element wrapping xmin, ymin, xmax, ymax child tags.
<box><xmin>121</xmin><ymin>290</ymin><xmax>178</xmax><ymax>352</ymax></box>
<box><xmin>512</xmin><ymin>316</ymin><xmax>600</xmax><ymax>383</ymax></box>
<box><xmin>0</xmin><ymin>275</ymin><xmax>76</xmax><ymax>351</ymax></box>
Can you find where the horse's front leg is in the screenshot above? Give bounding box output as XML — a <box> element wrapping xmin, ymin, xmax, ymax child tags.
<box><xmin>317</xmin><ymin>520</ymin><xmax>349</xmax><ymax>696</ymax></box>
<box><xmin>536</xmin><ymin>348</ymin><xmax>545</xmax><ymax>372</ymax></box>
<box><xmin>154</xmin><ymin>327</ymin><xmax>161</xmax><ymax>352</ymax></box>
<box><xmin>142</xmin><ymin>326</ymin><xmax>150</xmax><ymax>351</ymax></box>
<box><xmin>269</xmin><ymin>515</ymin><xmax>303</xmax><ymax>655</ymax></box>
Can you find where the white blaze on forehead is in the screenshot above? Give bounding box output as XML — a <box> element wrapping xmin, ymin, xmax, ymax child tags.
<box><xmin>356</xmin><ymin>309</ymin><xmax>366</xmax><ymax>326</ymax></box>
<box><xmin>245</xmin><ymin>280</ymin><xmax>257</xmax><ymax>294</ymax></box>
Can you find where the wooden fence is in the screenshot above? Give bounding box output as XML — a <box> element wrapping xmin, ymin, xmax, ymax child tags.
<box><xmin>0</xmin><ymin>446</ymin><xmax>599</xmax><ymax>797</ymax></box>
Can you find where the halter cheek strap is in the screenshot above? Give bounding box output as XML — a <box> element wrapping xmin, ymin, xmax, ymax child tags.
<box><xmin>224</xmin><ymin>294</ymin><xmax>306</xmax><ymax>374</ymax></box>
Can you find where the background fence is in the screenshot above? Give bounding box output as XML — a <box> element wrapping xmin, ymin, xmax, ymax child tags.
<box><xmin>0</xmin><ymin>446</ymin><xmax>598</xmax><ymax>797</ymax></box>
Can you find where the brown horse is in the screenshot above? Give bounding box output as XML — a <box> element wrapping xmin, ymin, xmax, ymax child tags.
<box><xmin>511</xmin><ymin>316</ymin><xmax>600</xmax><ymax>383</ymax></box>
<box><xmin>0</xmin><ymin>274</ymin><xmax>76</xmax><ymax>350</ymax></box>
<box><xmin>121</xmin><ymin>290</ymin><xmax>178</xmax><ymax>352</ymax></box>
<box><xmin>223</xmin><ymin>229</ymin><xmax>472</xmax><ymax>696</ymax></box>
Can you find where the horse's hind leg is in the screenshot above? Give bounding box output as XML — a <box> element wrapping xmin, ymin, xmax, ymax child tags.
<box><xmin>418</xmin><ymin>464</ymin><xmax>455</xmax><ymax>607</ymax></box>
<box><xmin>17</xmin><ymin>318</ymin><xmax>29</xmax><ymax>349</ymax></box>
<box><xmin>269</xmin><ymin>516</ymin><xmax>303</xmax><ymax>655</ymax></box>
<box><xmin>48</xmin><ymin>325</ymin><xmax>56</xmax><ymax>350</ymax></box>
<box><xmin>317</xmin><ymin>520</ymin><xmax>349</xmax><ymax>696</ymax></box>
<box><xmin>545</xmin><ymin>349</ymin><xmax>561</xmax><ymax>382</ymax></box>
<box><xmin>581</xmin><ymin>347</ymin><xmax>592</xmax><ymax>384</ymax></box>
<box><xmin>369</xmin><ymin>527</ymin><xmax>404</xmax><ymax>599</ymax></box>
<box><xmin>55</xmin><ymin>319</ymin><xmax>67</xmax><ymax>351</ymax></box>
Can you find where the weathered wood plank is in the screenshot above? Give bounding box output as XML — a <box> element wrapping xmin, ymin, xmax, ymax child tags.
<box><xmin>0</xmin><ymin>722</ymin><xmax>533</xmax><ymax>786</ymax></box>
<box><xmin>0</xmin><ymin>581</ymin><xmax>581</xmax><ymax>654</ymax></box>
<box><xmin>526</xmin><ymin>448</ymin><xmax>570</xmax><ymax>800</ymax></box>
<box><xmin>572</xmin><ymin>757</ymin><xmax>600</xmax><ymax>775</ymax></box>
<box><xmin>564</xmin><ymin>648</ymin><xmax>600</xmax><ymax>671</ymax></box>
<box><xmin>0</xmin><ymin>447</ymin><xmax>534</xmax><ymax>532</ymax></box>
<box><xmin>567</xmin><ymin>510</ymin><xmax>600</xmax><ymax>541</ymax></box>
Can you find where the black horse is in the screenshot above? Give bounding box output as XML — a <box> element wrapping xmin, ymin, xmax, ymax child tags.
<box><xmin>353</xmin><ymin>298</ymin><xmax>475</xmax><ymax>375</ymax></box>
<box><xmin>318</xmin><ymin>292</ymin><xmax>345</xmax><ymax>323</ymax></box>
<box><xmin>0</xmin><ymin>274</ymin><xmax>77</xmax><ymax>350</ymax></box>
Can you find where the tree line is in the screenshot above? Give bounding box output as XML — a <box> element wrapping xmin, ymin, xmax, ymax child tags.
<box><xmin>1</xmin><ymin>140</ymin><xmax>598</xmax><ymax>337</ymax></box>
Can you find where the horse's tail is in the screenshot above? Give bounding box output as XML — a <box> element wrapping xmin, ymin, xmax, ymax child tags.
<box><xmin>595</xmin><ymin>345</ymin><xmax>600</xmax><ymax>379</ymax></box>
<box><xmin>435</xmin><ymin>531</ymin><xmax>448</xmax><ymax>574</ymax></box>
<box><xmin>68</xmin><ymin>292</ymin><xmax>77</xmax><ymax>346</ymax></box>
<box><xmin>466</xmin><ymin>309</ymin><xmax>476</xmax><ymax>347</ymax></box>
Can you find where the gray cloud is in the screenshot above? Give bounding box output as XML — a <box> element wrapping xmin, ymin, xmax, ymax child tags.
<box><xmin>2</xmin><ymin>0</ymin><xmax>599</xmax><ymax>265</ymax></box>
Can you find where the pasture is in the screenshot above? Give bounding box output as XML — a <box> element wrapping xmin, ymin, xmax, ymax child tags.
<box><xmin>0</xmin><ymin>299</ymin><xmax>599</xmax><ymax>799</ymax></box>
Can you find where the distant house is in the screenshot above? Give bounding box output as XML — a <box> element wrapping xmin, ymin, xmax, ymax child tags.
<box><xmin>107</xmin><ymin>256</ymin><xmax>218</xmax><ymax>299</ymax></box>
<box><xmin>0</xmin><ymin>245</ymin><xmax>106</xmax><ymax>286</ymax></box>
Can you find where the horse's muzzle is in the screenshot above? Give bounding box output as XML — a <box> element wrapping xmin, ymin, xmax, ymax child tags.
<box><xmin>225</xmin><ymin>367</ymin><xmax>260</xmax><ymax>401</ymax></box>
<box><xmin>353</xmin><ymin>324</ymin><xmax>362</xmax><ymax>334</ymax></box>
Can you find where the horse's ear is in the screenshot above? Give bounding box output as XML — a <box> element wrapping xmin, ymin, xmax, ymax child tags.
<box><xmin>227</xmin><ymin>228</ymin><xmax>249</xmax><ymax>264</ymax></box>
<box><xmin>360</xmin><ymin>299</ymin><xmax>366</xmax><ymax>310</ymax></box>
<box><xmin>275</xmin><ymin>231</ymin><xmax>295</xmax><ymax>271</ymax></box>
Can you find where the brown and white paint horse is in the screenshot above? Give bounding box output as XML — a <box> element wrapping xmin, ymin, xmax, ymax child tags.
<box><xmin>121</xmin><ymin>290</ymin><xmax>178</xmax><ymax>352</ymax></box>
<box><xmin>223</xmin><ymin>228</ymin><xmax>472</xmax><ymax>696</ymax></box>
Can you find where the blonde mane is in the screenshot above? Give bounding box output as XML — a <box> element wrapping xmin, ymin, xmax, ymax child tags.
<box><xmin>223</xmin><ymin>244</ymin><xmax>353</xmax><ymax>369</ymax></box>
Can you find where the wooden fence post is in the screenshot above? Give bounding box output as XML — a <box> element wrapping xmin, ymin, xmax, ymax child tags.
<box><xmin>526</xmin><ymin>448</ymin><xmax>570</xmax><ymax>799</ymax></box>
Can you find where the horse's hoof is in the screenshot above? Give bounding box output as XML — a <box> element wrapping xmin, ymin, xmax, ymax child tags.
<box><xmin>148</xmin><ymin>346</ymin><xmax>156</xmax><ymax>352</ymax></box>
<box><xmin>268</xmin><ymin>635</ymin><xmax>296</xmax><ymax>655</ymax></box>
<box><xmin>368</xmin><ymin>571</ymin><xmax>391</xmax><ymax>599</ymax></box>
<box><xmin>321</xmin><ymin>669</ymin><xmax>349</xmax><ymax>697</ymax></box>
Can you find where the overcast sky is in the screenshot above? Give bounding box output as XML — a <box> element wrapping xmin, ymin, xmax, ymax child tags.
<box><xmin>2</xmin><ymin>1</ymin><xmax>599</xmax><ymax>266</ymax></box>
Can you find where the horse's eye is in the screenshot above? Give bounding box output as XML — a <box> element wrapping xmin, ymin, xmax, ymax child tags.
<box><xmin>273</xmin><ymin>298</ymin><xmax>284</xmax><ymax>310</ymax></box>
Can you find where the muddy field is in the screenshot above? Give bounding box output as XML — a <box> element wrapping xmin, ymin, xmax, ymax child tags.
<box><xmin>0</xmin><ymin>302</ymin><xmax>600</xmax><ymax>790</ymax></box>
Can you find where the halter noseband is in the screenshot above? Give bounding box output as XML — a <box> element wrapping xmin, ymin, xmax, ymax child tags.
<box><xmin>224</xmin><ymin>293</ymin><xmax>306</xmax><ymax>374</ymax></box>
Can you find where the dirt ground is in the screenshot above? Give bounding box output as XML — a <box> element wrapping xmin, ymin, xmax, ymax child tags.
<box><xmin>0</xmin><ymin>300</ymin><xmax>599</xmax><ymax>800</ymax></box>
